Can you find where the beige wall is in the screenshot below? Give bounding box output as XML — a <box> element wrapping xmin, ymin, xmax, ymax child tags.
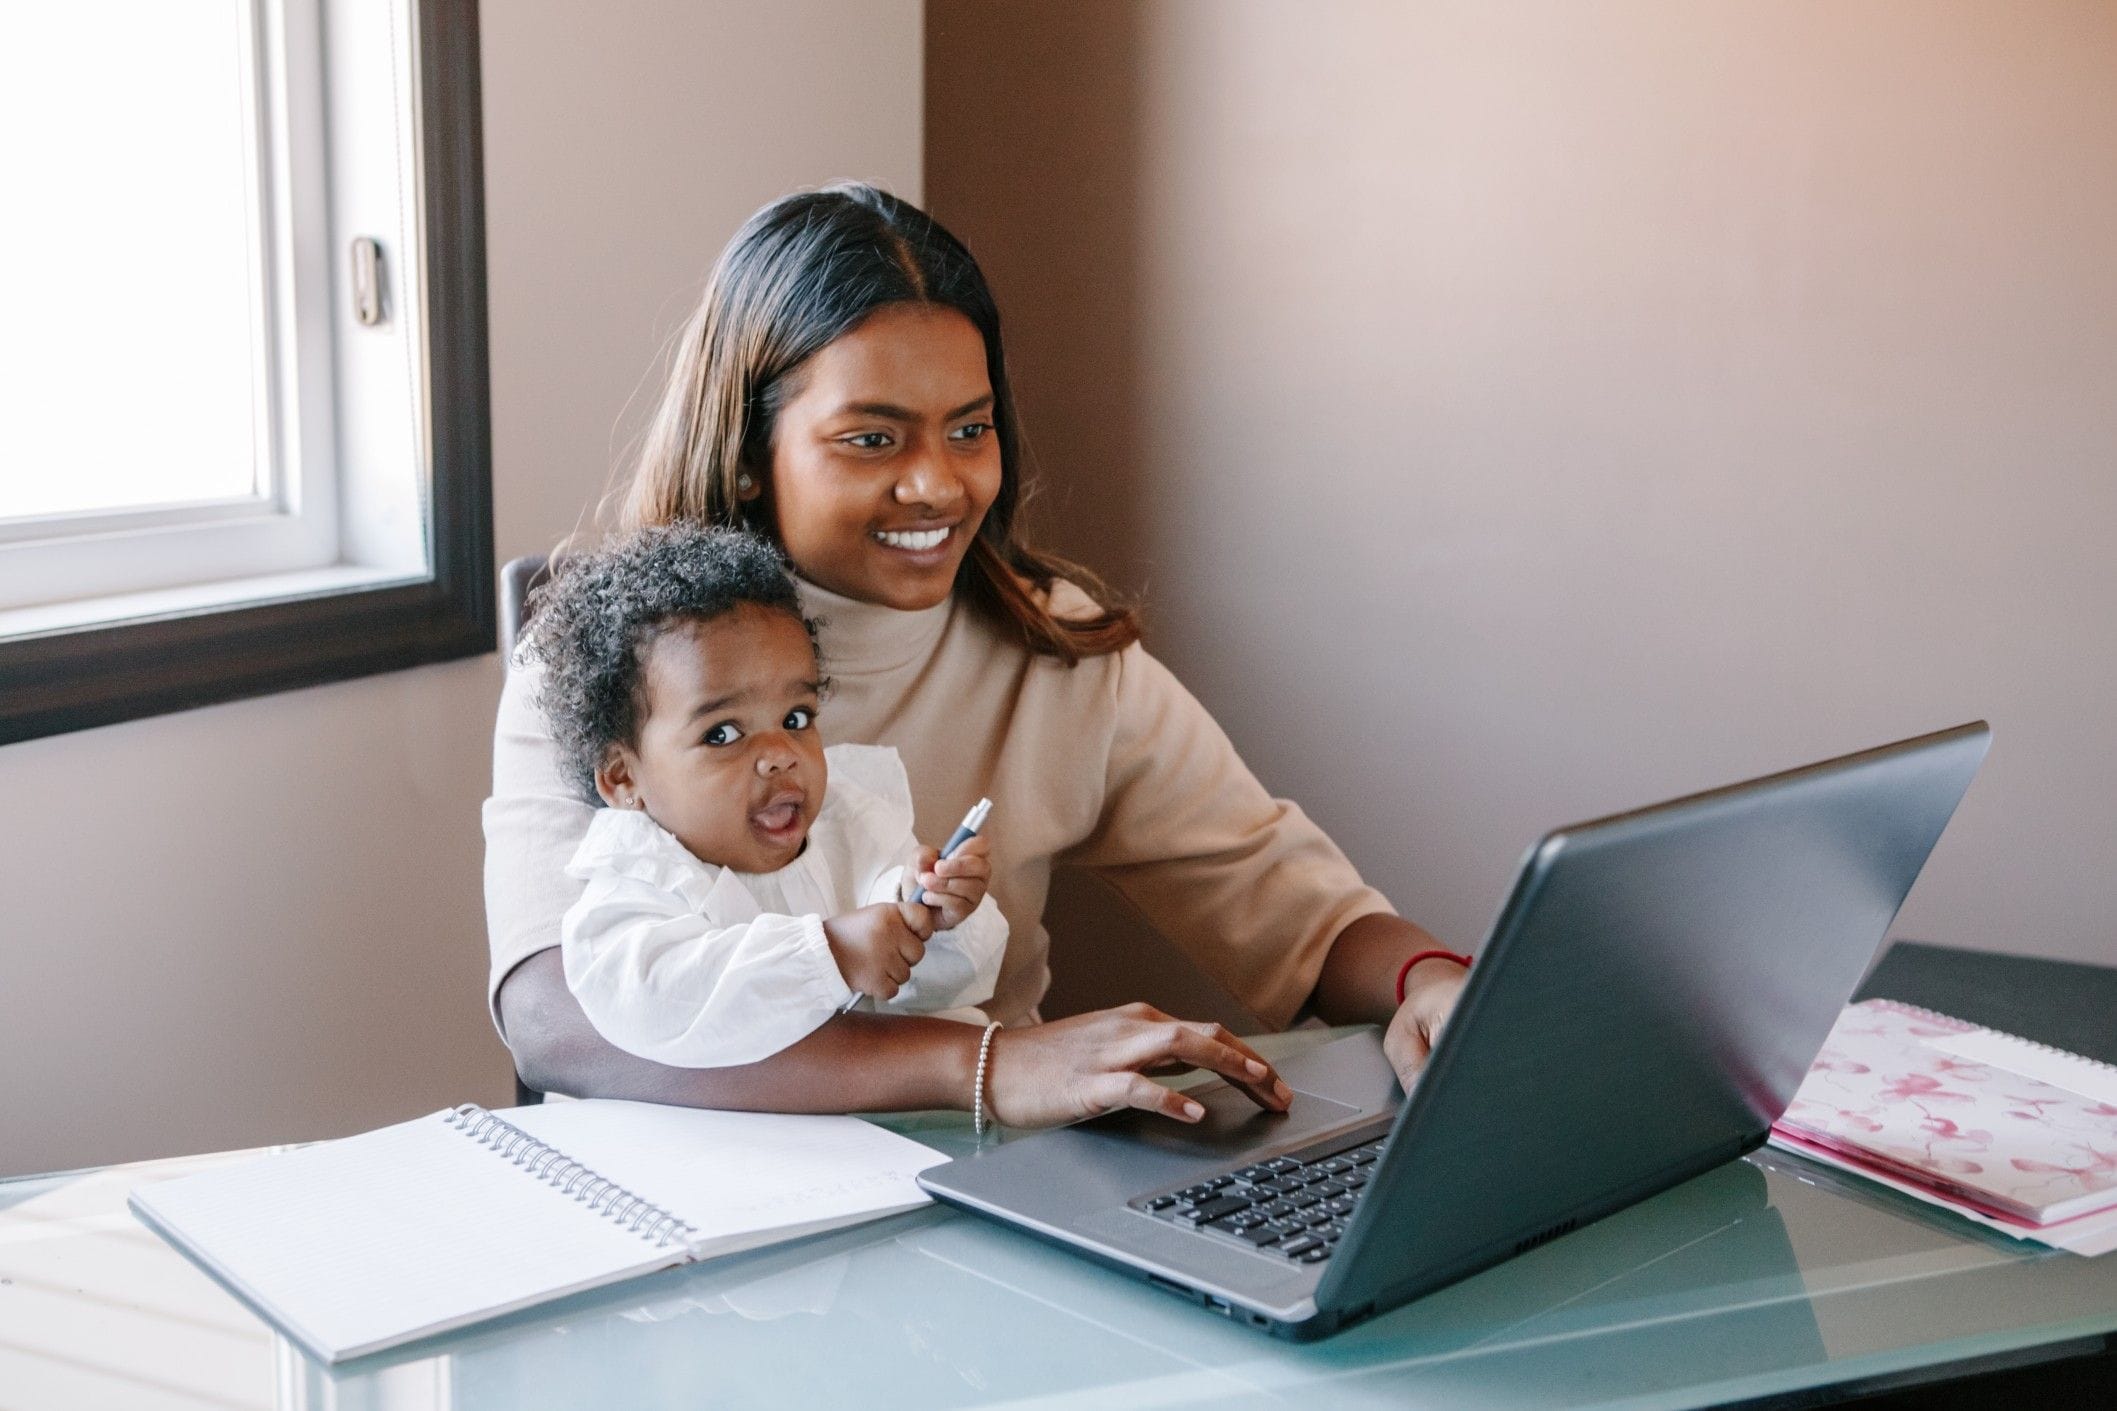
<box><xmin>0</xmin><ymin>1</ymin><xmax>921</xmax><ymax>1177</ymax></box>
<box><xmin>928</xmin><ymin>0</ymin><xmax>2117</xmax><ymax>1021</ymax></box>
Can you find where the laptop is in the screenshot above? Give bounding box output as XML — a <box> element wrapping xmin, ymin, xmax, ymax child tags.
<box><xmin>917</xmin><ymin>722</ymin><xmax>1992</xmax><ymax>1340</ymax></box>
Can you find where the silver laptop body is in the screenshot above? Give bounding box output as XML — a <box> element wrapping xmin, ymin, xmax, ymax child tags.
<box><xmin>917</xmin><ymin>723</ymin><xmax>1991</xmax><ymax>1339</ymax></box>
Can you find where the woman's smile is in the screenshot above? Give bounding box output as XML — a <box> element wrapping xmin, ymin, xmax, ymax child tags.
<box><xmin>871</xmin><ymin>523</ymin><xmax>953</xmax><ymax>552</ymax></box>
<box><xmin>868</xmin><ymin>521</ymin><xmax>960</xmax><ymax>568</ymax></box>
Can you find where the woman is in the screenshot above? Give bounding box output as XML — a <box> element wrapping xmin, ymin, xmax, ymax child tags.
<box><xmin>485</xmin><ymin>184</ymin><xmax>1467</xmax><ymax>1128</ymax></box>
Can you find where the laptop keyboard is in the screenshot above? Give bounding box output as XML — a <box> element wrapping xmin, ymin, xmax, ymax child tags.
<box><xmin>1131</xmin><ymin>1138</ymin><xmax>1386</xmax><ymax>1264</ymax></box>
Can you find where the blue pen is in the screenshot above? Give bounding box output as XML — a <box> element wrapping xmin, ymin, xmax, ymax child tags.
<box><xmin>842</xmin><ymin>797</ymin><xmax>994</xmax><ymax>1013</ymax></box>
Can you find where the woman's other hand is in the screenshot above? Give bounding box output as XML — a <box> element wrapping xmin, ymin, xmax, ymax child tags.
<box><xmin>982</xmin><ymin>1003</ymin><xmax>1292</xmax><ymax>1128</ymax></box>
<box><xmin>1383</xmin><ymin>955</ymin><xmax>1470</xmax><ymax>1090</ymax></box>
<box><xmin>824</xmin><ymin>901</ymin><xmax>935</xmax><ymax>1000</ymax></box>
<box><xmin>913</xmin><ymin>835</ymin><xmax>990</xmax><ymax>930</ymax></box>
<box><xmin>1311</xmin><ymin>913</ymin><xmax>1471</xmax><ymax>1091</ymax></box>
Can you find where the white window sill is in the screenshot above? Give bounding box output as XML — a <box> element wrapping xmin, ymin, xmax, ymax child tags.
<box><xmin>0</xmin><ymin>564</ymin><xmax>428</xmax><ymax>644</ymax></box>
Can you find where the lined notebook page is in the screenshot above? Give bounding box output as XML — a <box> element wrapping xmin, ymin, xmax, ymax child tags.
<box><xmin>131</xmin><ymin>1112</ymin><xmax>672</xmax><ymax>1362</ymax></box>
<box><xmin>502</xmin><ymin>1101</ymin><xmax>943</xmax><ymax>1248</ymax></box>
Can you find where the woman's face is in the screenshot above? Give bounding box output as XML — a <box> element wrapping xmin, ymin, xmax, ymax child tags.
<box><xmin>762</xmin><ymin>302</ymin><xmax>1002</xmax><ymax>611</ymax></box>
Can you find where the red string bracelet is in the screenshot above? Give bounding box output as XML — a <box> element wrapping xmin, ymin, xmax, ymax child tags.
<box><xmin>1395</xmin><ymin>948</ymin><xmax>1473</xmax><ymax>1006</ymax></box>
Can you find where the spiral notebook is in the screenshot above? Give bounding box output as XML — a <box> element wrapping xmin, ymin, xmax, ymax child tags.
<box><xmin>1770</xmin><ymin>1000</ymin><xmax>2117</xmax><ymax>1235</ymax></box>
<box><xmin>128</xmin><ymin>1100</ymin><xmax>947</xmax><ymax>1364</ymax></box>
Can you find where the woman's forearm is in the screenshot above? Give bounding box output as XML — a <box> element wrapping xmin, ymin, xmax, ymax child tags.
<box><xmin>1308</xmin><ymin>911</ymin><xmax>1449</xmax><ymax>1026</ymax></box>
<box><xmin>497</xmin><ymin>947</ymin><xmax>982</xmax><ymax>1111</ymax></box>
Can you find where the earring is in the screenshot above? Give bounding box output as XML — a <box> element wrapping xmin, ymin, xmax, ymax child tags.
<box><xmin>737</xmin><ymin>473</ymin><xmax>756</xmax><ymax>493</ymax></box>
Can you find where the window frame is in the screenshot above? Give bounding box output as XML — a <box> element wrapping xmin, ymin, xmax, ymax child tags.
<box><xmin>0</xmin><ymin>0</ymin><xmax>492</xmax><ymax>747</ymax></box>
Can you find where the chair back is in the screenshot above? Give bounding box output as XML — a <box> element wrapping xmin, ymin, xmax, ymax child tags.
<box><xmin>497</xmin><ymin>554</ymin><xmax>551</xmax><ymax>660</ymax></box>
<box><xmin>495</xmin><ymin>551</ymin><xmax>554</xmax><ymax>1106</ymax></box>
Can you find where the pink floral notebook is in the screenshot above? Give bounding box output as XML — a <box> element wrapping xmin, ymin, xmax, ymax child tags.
<box><xmin>1773</xmin><ymin>1000</ymin><xmax>2117</xmax><ymax>1227</ymax></box>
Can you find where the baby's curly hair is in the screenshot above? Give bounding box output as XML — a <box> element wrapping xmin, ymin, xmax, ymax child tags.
<box><xmin>524</xmin><ymin>523</ymin><xmax>821</xmax><ymax>804</ymax></box>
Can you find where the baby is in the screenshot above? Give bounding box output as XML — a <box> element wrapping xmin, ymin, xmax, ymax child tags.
<box><xmin>526</xmin><ymin>522</ymin><xmax>1007</xmax><ymax>1067</ymax></box>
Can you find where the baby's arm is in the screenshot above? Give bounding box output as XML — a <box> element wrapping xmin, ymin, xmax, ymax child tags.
<box><xmin>561</xmin><ymin>874</ymin><xmax>852</xmax><ymax>1068</ymax></box>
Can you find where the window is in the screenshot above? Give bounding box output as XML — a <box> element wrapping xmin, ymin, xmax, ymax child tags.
<box><xmin>0</xmin><ymin>0</ymin><xmax>491</xmax><ymax>745</ymax></box>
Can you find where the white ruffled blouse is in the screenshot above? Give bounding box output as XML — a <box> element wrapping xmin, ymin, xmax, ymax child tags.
<box><xmin>559</xmin><ymin>743</ymin><xmax>1007</xmax><ymax>1067</ymax></box>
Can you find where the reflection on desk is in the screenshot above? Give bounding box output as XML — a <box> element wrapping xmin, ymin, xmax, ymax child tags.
<box><xmin>437</xmin><ymin>1158</ymin><xmax>1831</xmax><ymax>1410</ymax></box>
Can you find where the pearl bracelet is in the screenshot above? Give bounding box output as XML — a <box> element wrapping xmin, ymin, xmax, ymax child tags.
<box><xmin>973</xmin><ymin>1020</ymin><xmax>1002</xmax><ymax>1138</ymax></box>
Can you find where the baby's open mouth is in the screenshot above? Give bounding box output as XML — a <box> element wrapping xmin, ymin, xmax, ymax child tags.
<box><xmin>752</xmin><ymin>798</ymin><xmax>804</xmax><ymax>835</ymax></box>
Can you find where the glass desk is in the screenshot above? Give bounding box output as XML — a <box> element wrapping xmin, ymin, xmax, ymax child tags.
<box><xmin>5</xmin><ymin>1023</ymin><xmax>2115</xmax><ymax>1411</ymax></box>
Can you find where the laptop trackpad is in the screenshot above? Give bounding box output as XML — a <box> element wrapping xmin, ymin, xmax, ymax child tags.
<box><xmin>1087</xmin><ymin>1081</ymin><xmax>1365</xmax><ymax>1159</ymax></box>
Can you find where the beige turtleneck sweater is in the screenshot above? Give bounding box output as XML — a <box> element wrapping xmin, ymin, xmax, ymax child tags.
<box><xmin>483</xmin><ymin>578</ymin><xmax>1394</xmax><ymax>1034</ymax></box>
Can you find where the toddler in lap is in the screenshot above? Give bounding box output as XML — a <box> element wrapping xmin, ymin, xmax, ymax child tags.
<box><xmin>526</xmin><ymin>523</ymin><xmax>1006</xmax><ymax>1067</ymax></box>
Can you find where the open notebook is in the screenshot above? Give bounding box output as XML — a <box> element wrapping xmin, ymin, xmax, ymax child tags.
<box><xmin>129</xmin><ymin>1100</ymin><xmax>946</xmax><ymax>1364</ymax></box>
<box><xmin>1771</xmin><ymin>1000</ymin><xmax>2117</xmax><ymax>1232</ymax></box>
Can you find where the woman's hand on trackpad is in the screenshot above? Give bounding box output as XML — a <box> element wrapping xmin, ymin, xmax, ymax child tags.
<box><xmin>984</xmin><ymin>1003</ymin><xmax>1293</xmax><ymax>1128</ymax></box>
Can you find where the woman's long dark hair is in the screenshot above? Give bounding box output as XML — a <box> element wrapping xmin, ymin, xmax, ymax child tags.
<box><xmin>618</xmin><ymin>183</ymin><xmax>1137</xmax><ymax>662</ymax></box>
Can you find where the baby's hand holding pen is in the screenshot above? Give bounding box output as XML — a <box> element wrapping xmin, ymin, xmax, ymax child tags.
<box><xmin>840</xmin><ymin>798</ymin><xmax>994</xmax><ymax>1013</ymax></box>
<box><xmin>914</xmin><ymin>834</ymin><xmax>991</xmax><ymax>931</ymax></box>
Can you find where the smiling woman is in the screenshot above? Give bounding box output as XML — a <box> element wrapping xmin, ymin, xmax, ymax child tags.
<box><xmin>484</xmin><ymin>183</ymin><xmax>1467</xmax><ymax>1132</ymax></box>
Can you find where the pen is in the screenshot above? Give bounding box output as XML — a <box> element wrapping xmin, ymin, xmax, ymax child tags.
<box><xmin>843</xmin><ymin>797</ymin><xmax>994</xmax><ymax>1014</ymax></box>
<box><xmin>911</xmin><ymin>797</ymin><xmax>993</xmax><ymax>906</ymax></box>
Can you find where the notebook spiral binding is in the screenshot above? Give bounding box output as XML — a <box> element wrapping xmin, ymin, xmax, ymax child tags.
<box><xmin>1870</xmin><ymin>999</ymin><xmax>2117</xmax><ymax>1076</ymax></box>
<box><xmin>444</xmin><ymin>1105</ymin><xmax>699</xmax><ymax>1249</ymax></box>
<box><xmin>1867</xmin><ymin>999</ymin><xmax>1978</xmax><ymax>1032</ymax></box>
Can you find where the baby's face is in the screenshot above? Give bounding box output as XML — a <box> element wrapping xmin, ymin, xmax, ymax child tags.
<box><xmin>612</xmin><ymin>604</ymin><xmax>827</xmax><ymax>874</ymax></box>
